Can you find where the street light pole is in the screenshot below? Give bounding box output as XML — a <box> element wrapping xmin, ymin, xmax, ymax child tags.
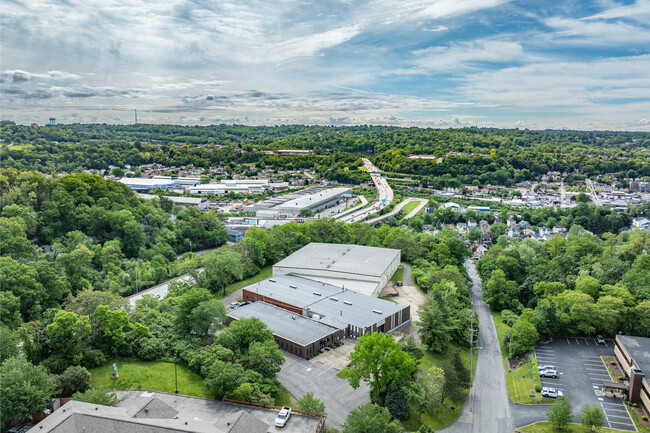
<box><xmin>174</xmin><ymin>357</ymin><xmax>179</xmax><ymax>394</ymax></box>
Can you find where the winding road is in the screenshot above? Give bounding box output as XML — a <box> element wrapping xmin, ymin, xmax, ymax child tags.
<box><xmin>440</xmin><ymin>260</ymin><xmax>514</xmax><ymax>433</ymax></box>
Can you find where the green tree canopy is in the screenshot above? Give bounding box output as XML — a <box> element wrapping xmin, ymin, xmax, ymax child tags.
<box><xmin>0</xmin><ymin>357</ymin><xmax>52</xmax><ymax>427</ymax></box>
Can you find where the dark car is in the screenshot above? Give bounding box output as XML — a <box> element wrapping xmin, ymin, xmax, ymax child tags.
<box><xmin>396</xmin><ymin>281</ymin><xmax>403</xmax><ymax>286</ymax></box>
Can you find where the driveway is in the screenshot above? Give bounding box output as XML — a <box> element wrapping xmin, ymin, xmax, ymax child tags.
<box><xmin>379</xmin><ymin>263</ymin><xmax>426</xmax><ymax>341</ymax></box>
<box><xmin>277</xmin><ymin>351</ymin><xmax>370</xmax><ymax>430</ymax></box>
<box><xmin>310</xmin><ymin>339</ymin><xmax>356</xmax><ymax>370</ymax></box>
<box><xmin>532</xmin><ymin>338</ymin><xmax>635</xmax><ymax>431</ymax></box>
<box><xmin>440</xmin><ymin>260</ymin><xmax>513</xmax><ymax>433</ymax></box>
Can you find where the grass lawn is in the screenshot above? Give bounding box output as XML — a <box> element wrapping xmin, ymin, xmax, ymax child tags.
<box><xmin>390</xmin><ymin>267</ymin><xmax>404</xmax><ymax>282</ymax></box>
<box><xmin>89</xmin><ymin>359</ymin><xmax>212</xmax><ymax>399</ymax></box>
<box><xmin>401</xmin><ymin>345</ymin><xmax>477</xmax><ymax>432</ymax></box>
<box><xmin>275</xmin><ymin>385</ymin><xmax>297</xmax><ymax>407</ymax></box>
<box><xmin>492</xmin><ymin>311</ymin><xmax>549</xmax><ymax>404</ymax></box>
<box><xmin>516</xmin><ymin>421</ymin><xmax>636</xmax><ymax>433</ymax></box>
<box><xmin>337</xmin><ymin>368</ymin><xmax>351</xmax><ymax>379</ymax></box>
<box><xmin>380</xmin><ymin>296</ymin><xmax>398</xmax><ymax>303</ymax></box>
<box><xmin>401</xmin><ymin>200</ymin><xmax>420</xmax><ymax>215</ymax></box>
<box><xmin>218</xmin><ymin>265</ymin><xmax>273</xmax><ymax>299</ymax></box>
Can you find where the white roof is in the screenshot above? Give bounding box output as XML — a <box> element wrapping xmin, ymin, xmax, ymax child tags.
<box><xmin>119</xmin><ymin>178</ymin><xmax>178</xmax><ymax>186</ymax></box>
<box><xmin>274</xmin><ymin>242</ymin><xmax>400</xmax><ymax>278</ymax></box>
<box><xmin>276</xmin><ymin>187</ymin><xmax>351</xmax><ymax>211</ymax></box>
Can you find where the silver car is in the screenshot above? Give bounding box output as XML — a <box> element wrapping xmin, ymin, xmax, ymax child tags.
<box><xmin>540</xmin><ymin>369</ymin><xmax>558</xmax><ymax>378</ymax></box>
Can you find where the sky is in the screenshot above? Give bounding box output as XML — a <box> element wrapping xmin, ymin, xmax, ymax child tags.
<box><xmin>1</xmin><ymin>0</ymin><xmax>649</xmax><ymax>130</ymax></box>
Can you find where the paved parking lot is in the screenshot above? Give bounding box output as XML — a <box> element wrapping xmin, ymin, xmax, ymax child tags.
<box><xmin>278</xmin><ymin>351</ymin><xmax>370</xmax><ymax>429</ymax></box>
<box><xmin>535</xmin><ymin>338</ymin><xmax>636</xmax><ymax>431</ymax></box>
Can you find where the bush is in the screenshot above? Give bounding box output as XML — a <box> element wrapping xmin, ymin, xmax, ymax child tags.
<box><xmin>641</xmin><ymin>415</ymin><xmax>647</xmax><ymax>420</ymax></box>
<box><xmin>54</xmin><ymin>366</ymin><xmax>91</xmax><ymax>397</ymax></box>
<box><xmin>610</xmin><ymin>360</ymin><xmax>616</xmax><ymax>365</ymax></box>
<box><xmin>384</xmin><ymin>383</ymin><xmax>410</xmax><ymax>420</ymax></box>
<box><xmin>137</xmin><ymin>337</ymin><xmax>166</xmax><ymax>361</ymax></box>
<box><xmin>532</xmin><ymin>359</ymin><xmax>542</xmax><ymax>393</ymax></box>
<box><xmin>72</xmin><ymin>389</ymin><xmax>119</xmax><ymax>406</ymax></box>
<box><xmin>501</xmin><ymin>309</ymin><xmax>519</xmax><ymax>327</ymax></box>
<box><xmin>618</xmin><ymin>376</ymin><xmax>624</xmax><ymax>380</ymax></box>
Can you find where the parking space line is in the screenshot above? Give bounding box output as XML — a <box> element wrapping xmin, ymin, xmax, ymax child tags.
<box><xmin>575</xmin><ymin>338</ymin><xmax>580</xmax><ymax>344</ymax></box>
<box><xmin>584</xmin><ymin>338</ymin><xmax>589</xmax><ymax>345</ymax></box>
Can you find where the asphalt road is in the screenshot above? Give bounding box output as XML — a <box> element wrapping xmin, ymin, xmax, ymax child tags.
<box><xmin>440</xmin><ymin>260</ymin><xmax>513</xmax><ymax>433</ymax></box>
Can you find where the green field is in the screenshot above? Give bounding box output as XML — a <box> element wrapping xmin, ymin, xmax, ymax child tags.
<box><xmin>401</xmin><ymin>345</ymin><xmax>477</xmax><ymax>431</ymax></box>
<box><xmin>516</xmin><ymin>421</ymin><xmax>636</xmax><ymax>433</ymax></box>
<box><xmin>401</xmin><ymin>200</ymin><xmax>420</xmax><ymax>215</ymax></box>
<box><xmin>89</xmin><ymin>360</ymin><xmax>212</xmax><ymax>398</ymax></box>
<box><xmin>390</xmin><ymin>267</ymin><xmax>404</xmax><ymax>282</ymax></box>
<box><xmin>275</xmin><ymin>385</ymin><xmax>297</xmax><ymax>407</ymax></box>
<box><xmin>219</xmin><ymin>265</ymin><xmax>273</xmax><ymax>299</ymax></box>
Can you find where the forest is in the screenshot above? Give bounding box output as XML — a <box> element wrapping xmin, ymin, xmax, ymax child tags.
<box><xmin>476</xmin><ymin>226</ymin><xmax>650</xmax><ymax>357</ymax></box>
<box><xmin>2</xmin><ymin>124</ymin><xmax>649</xmax><ymax>189</ymax></box>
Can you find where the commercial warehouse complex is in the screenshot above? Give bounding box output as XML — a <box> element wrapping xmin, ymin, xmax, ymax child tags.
<box><xmin>189</xmin><ymin>179</ymin><xmax>288</xmax><ymax>195</ymax></box>
<box><xmin>245</xmin><ymin>187</ymin><xmax>351</xmax><ymax>218</ymax></box>
<box><xmin>227</xmin><ymin>301</ymin><xmax>344</xmax><ymax>359</ymax></box>
<box><xmin>614</xmin><ymin>335</ymin><xmax>650</xmax><ymax>417</ymax></box>
<box><xmin>273</xmin><ymin>243</ymin><xmax>401</xmax><ymax>297</ymax></box>
<box><xmin>234</xmin><ymin>274</ymin><xmax>410</xmax><ymax>358</ymax></box>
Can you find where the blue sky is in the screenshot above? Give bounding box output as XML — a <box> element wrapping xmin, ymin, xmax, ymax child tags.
<box><xmin>1</xmin><ymin>0</ymin><xmax>649</xmax><ymax>130</ymax></box>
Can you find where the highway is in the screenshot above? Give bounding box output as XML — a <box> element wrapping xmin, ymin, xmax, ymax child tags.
<box><xmin>365</xmin><ymin>197</ymin><xmax>427</xmax><ymax>224</ymax></box>
<box><xmin>336</xmin><ymin>158</ymin><xmax>394</xmax><ymax>223</ymax></box>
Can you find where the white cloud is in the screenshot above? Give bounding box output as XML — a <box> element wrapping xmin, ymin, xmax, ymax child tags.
<box><xmin>410</xmin><ymin>40</ymin><xmax>529</xmax><ymax>71</ymax></box>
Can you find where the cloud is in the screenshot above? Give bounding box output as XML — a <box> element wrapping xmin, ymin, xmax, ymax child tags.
<box><xmin>0</xmin><ymin>69</ymin><xmax>84</xmax><ymax>84</ymax></box>
<box><xmin>543</xmin><ymin>16</ymin><xmax>650</xmax><ymax>45</ymax></box>
<box><xmin>409</xmin><ymin>40</ymin><xmax>529</xmax><ymax>72</ymax></box>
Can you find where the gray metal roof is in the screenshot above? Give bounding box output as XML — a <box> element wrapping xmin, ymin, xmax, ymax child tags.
<box><xmin>273</xmin><ymin>243</ymin><xmax>400</xmax><ymax>278</ymax></box>
<box><xmin>242</xmin><ymin>275</ymin><xmax>407</xmax><ymax>330</ymax></box>
<box><xmin>245</xmin><ymin>274</ymin><xmax>342</xmax><ymax>309</ymax></box>
<box><xmin>227</xmin><ymin>301</ymin><xmax>336</xmax><ymax>346</ymax></box>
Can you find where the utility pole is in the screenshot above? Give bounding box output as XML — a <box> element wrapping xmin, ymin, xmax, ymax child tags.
<box><xmin>174</xmin><ymin>357</ymin><xmax>179</xmax><ymax>394</ymax></box>
<box><xmin>134</xmin><ymin>109</ymin><xmax>138</xmax><ymax>124</ymax></box>
<box><xmin>135</xmin><ymin>268</ymin><xmax>139</xmax><ymax>294</ymax></box>
<box><xmin>468</xmin><ymin>312</ymin><xmax>475</xmax><ymax>385</ymax></box>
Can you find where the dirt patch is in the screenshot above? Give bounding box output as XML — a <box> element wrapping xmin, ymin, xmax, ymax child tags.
<box><xmin>507</xmin><ymin>353</ymin><xmax>533</xmax><ymax>371</ymax></box>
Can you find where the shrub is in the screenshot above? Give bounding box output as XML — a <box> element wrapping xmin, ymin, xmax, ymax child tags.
<box><xmin>641</xmin><ymin>415</ymin><xmax>647</xmax><ymax>420</ymax></box>
<box><xmin>501</xmin><ymin>309</ymin><xmax>519</xmax><ymax>327</ymax></box>
<box><xmin>531</xmin><ymin>359</ymin><xmax>542</xmax><ymax>393</ymax></box>
<box><xmin>632</xmin><ymin>403</ymin><xmax>638</xmax><ymax>407</ymax></box>
<box><xmin>610</xmin><ymin>361</ymin><xmax>616</xmax><ymax>365</ymax></box>
<box><xmin>618</xmin><ymin>376</ymin><xmax>624</xmax><ymax>380</ymax></box>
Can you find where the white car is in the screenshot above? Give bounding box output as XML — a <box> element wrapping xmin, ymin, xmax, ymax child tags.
<box><xmin>537</xmin><ymin>364</ymin><xmax>556</xmax><ymax>371</ymax></box>
<box><xmin>275</xmin><ymin>406</ymin><xmax>291</xmax><ymax>427</ymax></box>
<box><xmin>541</xmin><ymin>387</ymin><xmax>564</xmax><ymax>398</ymax></box>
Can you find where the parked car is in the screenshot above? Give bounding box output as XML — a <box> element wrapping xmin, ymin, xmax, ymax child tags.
<box><xmin>275</xmin><ymin>407</ymin><xmax>291</xmax><ymax>427</ymax></box>
<box><xmin>540</xmin><ymin>369</ymin><xmax>558</xmax><ymax>378</ymax></box>
<box><xmin>538</xmin><ymin>364</ymin><xmax>557</xmax><ymax>371</ymax></box>
<box><xmin>541</xmin><ymin>387</ymin><xmax>564</xmax><ymax>398</ymax></box>
<box><xmin>596</xmin><ymin>335</ymin><xmax>606</xmax><ymax>344</ymax></box>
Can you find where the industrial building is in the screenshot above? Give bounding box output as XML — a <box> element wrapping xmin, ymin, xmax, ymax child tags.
<box><xmin>272</xmin><ymin>243</ymin><xmax>401</xmax><ymax>297</ymax></box>
<box><xmin>138</xmin><ymin>193</ymin><xmax>208</xmax><ymax>210</ymax></box>
<box><xmin>189</xmin><ymin>179</ymin><xmax>288</xmax><ymax>195</ymax></box>
<box><xmin>244</xmin><ymin>187</ymin><xmax>351</xmax><ymax>218</ymax></box>
<box><xmin>241</xmin><ymin>274</ymin><xmax>409</xmax><ymax>344</ymax></box>
<box><xmin>613</xmin><ymin>335</ymin><xmax>650</xmax><ymax>417</ymax></box>
<box><xmin>227</xmin><ymin>301</ymin><xmax>343</xmax><ymax>359</ymax></box>
<box><xmin>119</xmin><ymin>177</ymin><xmax>181</xmax><ymax>191</ymax></box>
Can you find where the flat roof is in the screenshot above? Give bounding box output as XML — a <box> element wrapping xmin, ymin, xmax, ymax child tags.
<box><xmin>618</xmin><ymin>335</ymin><xmax>650</xmax><ymax>374</ymax></box>
<box><xmin>119</xmin><ymin>178</ymin><xmax>179</xmax><ymax>186</ymax></box>
<box><xmin>247</xmin><ymin>187</ymin><xmax>324</xmax><ymax>210</ymax></box>
<box><xmin>242</xmin><ymin>275</ymin><xmax>406</xmax><ymax>330</ymax></box>
<box><xmin>273</xmin><ymin>243</ymin><xmax>400</xmax><ymax>278</ymax></box>
<box><xmin>276</xmin><ymin>187</ymin><xmax>351</xmax><ymax>211</ymax></box>
<box><xmin>227</xmin><ymin>301</ymin><xmax>336</xmax><ymax>346</ymax></box>
<box><xmin>138</xmin><ymin>193</ymin><xmax>205</xmax><ymax>204</ymax></box>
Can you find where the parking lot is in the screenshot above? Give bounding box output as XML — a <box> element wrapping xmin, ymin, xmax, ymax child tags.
<box><xmin>277</xmin><ymin>351</ymin><xmax>370</xmax><ymax>429</ymax></box>
<box><xmin>535</xmin><ymin>337</ymin><xmax>636</xmax><ymax>431</ymax></box>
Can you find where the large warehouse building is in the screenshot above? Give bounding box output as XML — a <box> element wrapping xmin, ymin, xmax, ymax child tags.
<box><xmin>241</xmin><ymin>275</ymin><xmax>410</xmax><ymax>343</ymax></box>
<box><xmin>245</xmin><ymin>187</ymin><xmax>351</xmax><ymax>218</ymax></box>
<box><xmin>272</xmin><ymin>242</ymin><xmax>401</xmax><ymax>297</ymax></box>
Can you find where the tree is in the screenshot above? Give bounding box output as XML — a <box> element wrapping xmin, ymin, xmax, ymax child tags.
<box><xmin>547</xmin><ymin>396</ymin><xmax>572</xmax><ymax>430</ymax></box>
<box><xmin>576</xmin><ymin>275</ymin><xmax>601</xmax><ymax>299</ymax></box>
<box><xmin>91</xmin><ymin>305</ymin><xmax>132</xmax><ymax>355</ymax></box>
<box><xmin>200</xmin><ymin>249</ymin><xmax>244</xmax><ymax>296</ymax></box>
<box><xmin>484</xmin><ymin>269</ymin><xmax>520</xmax><ymax>312</ymax></box>
<box><xmin>0</xmin><ymin>357</ymin><xmax>52</xmax><ymax>427</ymax></box>
<box><xmin>451</xmin><ymin>349</ymin><xmax>470</xmax><ymax>388</ymax></box>
<box><xmin>468</xmin><ymin>227</ymin><xmax>482</xmax><ymax>243</ymax></box>
<box><xmin>385</xmin><ymin>382</ymin><xmax>411</xmax><ymax>420</ymax></box>
<box><xmin>216</xmin><ymin>317</ymin><xmax>275</xmax><ymax>356</ymax></box>
<box><xmin>417</xmin><ymin>293</ymin><xmax>451</xmax><ymax>353</ymax></box>
<box><xmin>401</xmin><ymin>335</ymin><xmax>424</xmax><ymax>363</ymax></box>
<box><xmin>53</xmin><ymin>365</ymin><xmax>91</xmax><ymax>397</ymax></box>
<box><xmin>244</xmin><ymin>340</ymin><xmax>285</xmax><ymax>377</ymax></box>
<box><xmin>441</xmin><ymin>360</ymin><xmax>463</xmax><ymax>404</ymax></box>
<box><xmin>576</xmin><ymin>192</ymin><xmax>589</xmax><ymax>203</ymax></box>
<box><xmin>407</xmin><ymin>365</ymin><xmax>445</xmax><ymax>423</ymax></box>
<box><xmin>204</xmin><ymin>360</ymin><xmax>245</xmax><ymax>397</ymax></box>
<box><xmin>0</xmin><ymin>326</ymin><xmax>19</xmax><ymax>364</ymax></box>
<box><xmin>505</xmin><ymin>319</ymin><xmax>539</xmax><ymax>358</ymax></box>
<box><xmin>299</xmin><ymin>208</ymin><xmax>313</xmax><ymax>217</ymax></box>
<box><xmin>347</xmin><ymin>332</ymin><xmax>416</xmax><ymax>404</ymax></box>
<box><xmin>45</xmin><ymin>310</ymin><xmax>91</xmax><ymax>370</ymax></box>
<box><xmin>175</xmin><ymin>287</ymin><xmax>226</xmax><ymax>338</ymax></box>
<box><xmin>72</xmin><ymin>389</ymin><xmax>119</xmax><ymax>406</ymax></box>
<box><xmin>296</xmin><ymin>391</ymin><xmax>326</xmax><ymax>415</ymax></box>
<box><xmin>579</xmin><ymin>404</ymin><xmax>605</xmax><ymax>432</ymax></box>
<box><xmin>342</xmin><ymin>403</ymin><xmax>404</xmax><ymax>433</ymax></box>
